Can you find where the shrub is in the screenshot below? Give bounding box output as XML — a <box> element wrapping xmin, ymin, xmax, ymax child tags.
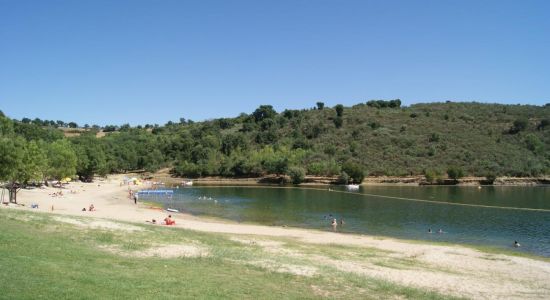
<box><xmin>524</xmin><ymin>134</ymin><xmax>544</xmax><ymax>155</ymax></box>
<box><xmin>342</xmin><ymin>161</ymin><xmax>365</xmax><ymax>183</ymax></box>
<box><xmin>509</xmin><ymin>118</ymin><xmax>528</xmax><ymax>134</ymax></box>
<box><xmin>447</xmin><ymin>166</ymin><xmax>464</xmax><ymax>180</ymax></box>
<box><xmin>537</xmin><ymin>119</ymin><xmax>549</xmax><ymax>130</ymax></box>
<box><xmin>429</xmin><ymin>133</ymin><xmax>440</xmax><ymax>142</ymax></box>
<box><xmin>333</xmin><ymin>117</ymin><xmax>343</xmax><ymax>128</ymax></box>
<box><xmin>369</xmin><ymin>122</ymin><xmax>381</xmax><ymax>130</ymax></box>
<box><xmin>335</xmin><ymin>104</ymin><xmax>344</xmax><ymax>117</ymax></box>
<box><xmin>424</xmin><ymin>169</ymin><xmax>438</xmax><ymax>183</ymax></box>
<box><xmin>287</xmin><ymin>167</ymin><xmax>306</xmax><ymax>184</ymax></box>
<box><xmin>485</xmin><ymin>173</ymin><xmax>497</xmax><ymax>184</ymax></box>
<box><xmin>337</xmin><ymin>171</ymin><xmax>349</xmax><ymax>184</ymax></box>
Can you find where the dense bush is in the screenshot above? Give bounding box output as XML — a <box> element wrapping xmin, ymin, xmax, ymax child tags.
<box><xmin>447</xmin><ymin>166</ymin><xmax>464</xmax><ymax>181</ymax></box>
<box><xmin>288</xmin><ymin>167</ymin><xmax>306</xmax><ymax>184</ymax></box>
<box><xmin>342</xmin><ymin>161</ymin><xmax>365</xmax><ymax>184</ymax></box>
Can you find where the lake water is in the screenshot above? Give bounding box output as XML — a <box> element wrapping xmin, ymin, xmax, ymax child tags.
<box><xmin>140</xmin><ymin>185</ymin><xmax>550</xmax><ymax>257</ymax></box>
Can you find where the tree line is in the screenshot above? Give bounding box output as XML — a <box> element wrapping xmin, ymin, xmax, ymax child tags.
<box><xmin>1</xmin><ymin>100</ymin><xmax>549</xmax><ymax>202</ymax></box>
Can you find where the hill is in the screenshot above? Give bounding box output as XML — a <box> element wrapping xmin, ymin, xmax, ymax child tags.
<box><xmin>1</xmin><ymin>101</ymin><xmax>549</xmax><ymax>186</ymax></box>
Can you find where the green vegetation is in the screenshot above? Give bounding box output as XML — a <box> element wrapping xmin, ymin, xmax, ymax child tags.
<box><xmin>0</xmin><ymin>209</ymin><xmax>457</xmax><ymax>299</ymax></box>
<box><xmin>1</xmin><ymin>101</ymin><xmax>549</xmax><ymax>195</ymax></box>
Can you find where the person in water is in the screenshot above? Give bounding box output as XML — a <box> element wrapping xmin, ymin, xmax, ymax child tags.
<box><xmin>339</xmin><ymin>218</ymin><xmax>345</xmax><ymax>226</ymax></box>
<box><xmin>514</xmin><ymin>241</ymin><xmax>521</xmax><ymax>247</ymax></box>
<box><xmin>438</xmin><ymin>229</ymin><xmax>443</xmax><ymax>234</ymax></box>
<box><xmin>428</xmin><ymin>228</ymin><xmax>432</xmax><ymax>233</ymax></box>
<box><xmin>331</xmin><ymin>218</ymin><xmax>338</xmax><ymax>231</ymax></box>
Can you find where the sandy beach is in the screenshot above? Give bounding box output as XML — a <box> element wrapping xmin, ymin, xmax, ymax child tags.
<box><xmin>4</xmin><ymin>174</ymin><xmax>550</xmax><ymax>299</ymax></box>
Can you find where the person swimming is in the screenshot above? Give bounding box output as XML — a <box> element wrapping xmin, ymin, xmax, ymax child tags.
<box><xmin>514</xmin><ymin>241</ymin><xmax>521</xmax><ymax>247</ymax></box>
<box><xmin>428</xmin><ymin>228</ymin><xmax>432</xmax><ymax>233</ymax></box>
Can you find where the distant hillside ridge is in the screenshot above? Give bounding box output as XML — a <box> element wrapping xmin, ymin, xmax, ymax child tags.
<box><xmin>1</xmin><ymin>101</ymin><xmax>549</xmax><ymax>185</ymax></box>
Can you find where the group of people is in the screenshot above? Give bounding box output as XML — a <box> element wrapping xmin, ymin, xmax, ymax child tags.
<box><xmin>324</xmin><ymin>214</ymin><xmax>345</xmax><ymax>231</ymax></box>
<box><xmin>49</xmin><ymin>191</ymin><xmax>63</xmax><ymax>197</ymax></box>
<box><xmin>146</xmin><ymin>214</ymin><xmax>176</xmax><ymax>225</ymax></box>
<box><xmin>82</xmin><ymin>204</ymin><xmax>95</xmax><ymax>211</ymax></box>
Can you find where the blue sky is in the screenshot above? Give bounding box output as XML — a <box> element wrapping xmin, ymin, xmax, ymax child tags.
<box><xmin>1</xmin><ymin>0</ymin><xmax>549</xmax><ymax>125</ymax></box>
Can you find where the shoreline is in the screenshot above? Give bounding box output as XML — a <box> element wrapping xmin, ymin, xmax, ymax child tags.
<box><xmin>3</xmin><ymin>174</ymin><xmax>550</xmax><ymax>298</ymax></box>
<box><xmin>151</xmin><ymin>172</ymin><xmax>550</xmax><ymax>187</ymax></box>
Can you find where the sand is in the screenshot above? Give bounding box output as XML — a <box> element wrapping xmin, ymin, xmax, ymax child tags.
<box><xmin>4</xmin><ymin>174</ymin><xmax>550</xmax><ymax>299</ymax></box>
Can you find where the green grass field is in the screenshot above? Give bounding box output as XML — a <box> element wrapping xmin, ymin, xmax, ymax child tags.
<box><xmin>0</xmin><ymin>208</ymin><xmax>460</xmax><ymax>299</ymax></box>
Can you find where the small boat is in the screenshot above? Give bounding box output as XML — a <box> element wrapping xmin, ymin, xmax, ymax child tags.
<box><xmin>166</xmin><ymin>208</ymin><xmax>179</xmax><ymax>213</ymax></box>
<box><xmin>182</xmin><ymin>180</ymin><xmax>193</xmax><ymax>186</ymax></box>
<box><xmin>346</xmin><ymin>184</ymin><xmax>360</xmax><ymax>191</ymax></box>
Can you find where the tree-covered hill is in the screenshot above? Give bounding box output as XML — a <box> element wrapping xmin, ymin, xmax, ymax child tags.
<box><xmin>1</xmin><ymin>101</ymin><xmax>549</xmax><ymax>192</ymax></box>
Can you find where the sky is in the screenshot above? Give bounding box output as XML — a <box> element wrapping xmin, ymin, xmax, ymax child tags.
<box><xmin>1</xmin><ymin>0</ymin><xmax>549</xmax><ymax>126</ymax></box>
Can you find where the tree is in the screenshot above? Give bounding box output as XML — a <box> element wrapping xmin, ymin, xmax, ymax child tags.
<box><xmin>0</xmin><ymin>138</ymin><xmax>47</xmax><ymax>202</ymax></box>
<box><xmin>447</xmin><ymin>166</ymin><xmax>464</xmax><ymax>181</ymax></box>
<box><xmin>0</xmin><ymin>137</ymin><xmax>26</xmax><ymax>202</ymax></box>
<box><xmin>316</xmin><ymin>102</ymin><xmax>325</xmax><ymax>110</ymax></box>
<box><xmin>388</xmin><ymin>99</ymin><xmax>401</xmax><ymax>108</ymax></box>
<box><xmin>68</xmin><ymin>122</ymin><xmax>78</xmax><ymax>128</ymax></box>
<box><xmin>537</xmin><ymin>119</ymin><xmax>549</xmax><ymax>130</ymax></box>
<box><xmin>287</xmin><ymin>166</ymin><xmax>306</xmax><ymax>184</ymax></box>
<box><xmin>424</xmin><ymin>169</ymin><xmax>441</xmax><ymax>183</ymax></box>
<box><xmin>0</xmin><ymin>115</ymin><xmax>14</xmax><ymax>136</ymax></box>
<box><xmin>252</xmin><ymin>105</ymin><xmax>277</xmax><ymax>122</ymax></box>
<box><xmin>72</xmin><ymin>135</ymin><xmax>108</xmax><ymax>181</ymax></box>
<box><xmin>263</xmin><ymin>155</ymin><xmax>288</xmax><ymax>176</ymax></box>
<box><xmin>337</xmin><ymin>171</ymin><xmax>349</xmax><ymax>184</ymax></box>
<box><xmin>335</xmin><ymin>104</ymin><xmax>344</xmax><ymax>117</ymax></box>
<box><xmin>103</xmin><ymin>125</ymin><xmax>117</xmax><ymax>132</ymax></box>
<box><xmin>21</xmin><ymin>140</ymin><xmax>48</xmax><ymax>184</ymax></box>
<box><xmin>47</xmin><ymin>140</ymin><xmax>77</xmax><ymax>180</ymax></box>
<box><xmin>342</xmin><ymin>161</ymin><xmax>364</xmax><ymax>184</ymax></box>
<box><xmin>509</xmin><ymin>118</ymin><xmax>528</xmax><ymax>134</ymax></box>
<box><xmin>524</xmin><ymin>134</ymin><xmax>544</xmax><ymax>155</ymax></box>
<box><xmin>32</xmin><ymin>118</ymin><xmax>43</xmax><ymax>126</ymax></box>
<box><xmin>140</xmin><ymin>149</ymin><xmax>164</xmax><ymax>173</ymax></box>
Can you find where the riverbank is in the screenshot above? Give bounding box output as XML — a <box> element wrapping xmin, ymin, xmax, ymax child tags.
<box><xmin>3</xmin><ymin>174</ymin><xmax>550</xmax><ymax>299</ymax></box>
<box><xmin>153</xmin><ymin>172</ymin><xmax>550</xmax><ymax>186</ymax></box>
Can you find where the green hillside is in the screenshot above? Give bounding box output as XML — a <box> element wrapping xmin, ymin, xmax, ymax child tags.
<box><xmin>1</xmin><ymin>101</ymin><xmax>549</xmax><ymax>188</ymax></box>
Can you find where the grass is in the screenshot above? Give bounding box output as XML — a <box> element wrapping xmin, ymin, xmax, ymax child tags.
<box><xmin>0</xmin><ymin>208</ymin><xmax>464</xmax><ymax>299</ymax></box>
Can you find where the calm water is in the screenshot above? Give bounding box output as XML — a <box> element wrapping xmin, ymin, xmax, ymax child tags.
<box><xmin>141</xmin><ymin>185</ymin><xmax>550</xmax><ymax>257</ymax></box>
